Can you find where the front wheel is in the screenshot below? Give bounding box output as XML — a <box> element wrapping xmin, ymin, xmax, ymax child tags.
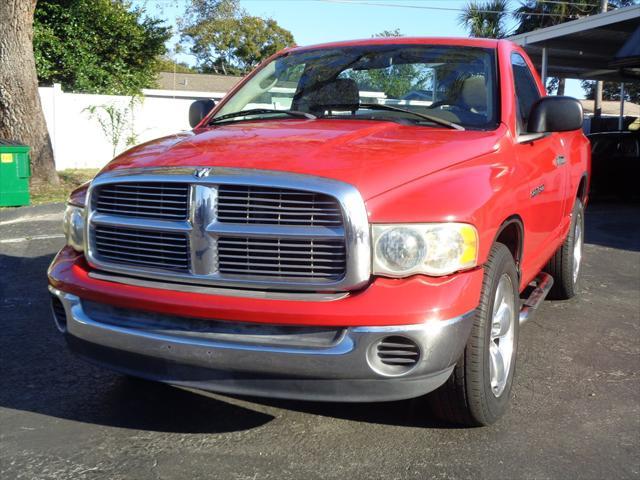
<box><xmin>546</xmin><ymin>199</ymin><xmax>585</xmax><ymax>300</ymax></box>
<box><xmin>428</xmin><ymin>243</ymin><xmax>520</xmax><ymax>426</ymax></box>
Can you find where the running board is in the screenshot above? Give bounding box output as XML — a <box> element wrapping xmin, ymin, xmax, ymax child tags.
<box><xmin>519</xmin><ymin>272</ymin><xmax>554</xmax><ymax>325</ymax></box>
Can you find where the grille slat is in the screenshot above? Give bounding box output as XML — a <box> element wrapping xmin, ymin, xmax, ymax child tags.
<box><xmin>219</xmin><ymin>247</ymin><xmax>344</xmax><ymax>256</ymax></box>
<box><xmin>218</xmin><ymin>237</ymin><xmax>346</xmax><ymax>280</ymax></box>
<box><xmin>98</xmin><ymin>192</ymin><xmax>187</xmax><ymax>199</ymax></box>
<box><xmin>97</xmin><ymin>245</ymin><xmax>189</xmax><ymax>259</ymax></box>
<box><xmin>220</xmin><ymin>202</ymin><xmax>341</xmax><ymax>213</ymax></box>
<box><xmin>105</xmin><ymin>184</ymin><xmax>187</xmax><ymax>192</ymax></box>
<box><xmin>97</xmin><ymin>200</ymin><xmax>187</xmax><ymax>210</ymax></box>
<box><xmin>95</xmin><ymin>230</ymin><xmax>186</xmax><ymax>244</ymax></box>
<box><xmin>95</xmin><ymin>237</ymin><xmax>187</xmax><ymax>250</ymax></box>
<box><xmin>94</xmin><ymin>225</ymin><xmax>189</xmax><ymax>271</ymax></box>
<box><xmin>217</xmin><ymin>185</ymin><xmax>343</xmax><ymax>226</ymax></box>
<box><xmin>220</xmin><ymin>196</ymin><xmax>337</xmax><ymax>205</ymax></box>
<box><xmin>95</xmin><ymin>183</ymin><xmax>189</xmax><ymax>220</ymax></box>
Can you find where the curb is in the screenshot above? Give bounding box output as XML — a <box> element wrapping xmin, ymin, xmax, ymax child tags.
<box><xmin>0</xmin><ymin>202</ymin><xmax>66</xmax><ymax>223</ymax></box>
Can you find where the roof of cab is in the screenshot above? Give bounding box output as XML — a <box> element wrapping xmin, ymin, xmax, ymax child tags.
<box><xmin>285</xmin><ymin>37</ymin><xmax>502</xmax><ymax>54</ymax></box>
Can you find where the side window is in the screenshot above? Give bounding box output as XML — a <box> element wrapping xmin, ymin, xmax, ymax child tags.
<box><xmin>511</xmin><ymin>53</ymin><xmax>541</xmax><ymax>132</ymax></box>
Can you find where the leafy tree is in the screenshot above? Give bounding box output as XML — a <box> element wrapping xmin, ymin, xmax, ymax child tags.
<box><xmin>459</xmin><ymin>0</ymin><xmax>509</xmax><ymax>39</ymax></box>
<box><xmin>181</xmin><ymin>0</ymin><xmax>294</xmax><ymax>75</ymax></box>
<box><xmin>34</xmin><ymin>0</ymin><xmax>171</xmax><ymax>95</ymax></box>
<box><xmin>155</xmin><ymin>57</ymin><xmax>196</xmax><ymax>74</ymax></box>
<box><xmin>581</xmin><ymin>80</ymin><xmax>640</xmax><ymax>104</ymax></box>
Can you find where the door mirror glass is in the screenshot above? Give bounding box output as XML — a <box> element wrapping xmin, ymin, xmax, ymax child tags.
<box><xmin>528</xmin><ymin>96</ymin><xmax>583</xmax><ymax>133</ymax></box>
<box><xmin>189</xmin><ymin>99</ymin><xmax>216</xmax><ymax>128</ymax></box>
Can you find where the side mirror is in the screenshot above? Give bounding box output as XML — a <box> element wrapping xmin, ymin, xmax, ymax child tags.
<box><xmin>189</xmin><ymin>99</ymin><xmax>216</xmax><ymax>128</ymax></box>
<box><xmin>528</xmin><ymin>96</ymin><xmax>583</xmax><ymax>133</ymax></box>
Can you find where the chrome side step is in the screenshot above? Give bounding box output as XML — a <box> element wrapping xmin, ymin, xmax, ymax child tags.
<box><xmin>519</xmin><ymin>272</ymin><xmax>554</xmax><ymax>325</ymax></box>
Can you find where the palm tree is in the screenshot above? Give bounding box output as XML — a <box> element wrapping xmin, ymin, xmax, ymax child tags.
<box><xmin>458</xmin><ymin>0</ymin><xmax>509</xmax><ymax>39</ymax></box>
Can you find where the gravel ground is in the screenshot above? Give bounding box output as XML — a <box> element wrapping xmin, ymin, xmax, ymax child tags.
<box><xmin>1</xmin><ymin>201</ymin><xmax>638</xmax><ymax>480</ymax></box>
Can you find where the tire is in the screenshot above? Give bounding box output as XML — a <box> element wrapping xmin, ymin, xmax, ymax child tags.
<box><xmin>428</xmin><ymin>243</ymin><xmax>520</xmax><ymax>426</ymax></box>
<box><xmin>546</xmin><ymin>199</ymin><xmax>584</xmax><ymax>300</ymax></box>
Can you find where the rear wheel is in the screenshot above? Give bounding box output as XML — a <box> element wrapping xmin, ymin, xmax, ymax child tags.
<box><xmin>546</xmin><ymin>199</ymin><xmax>584</xmax><ymax>300</ymax></box>
<box><xmin>428</xmin><ymin>243</ymin><xmax>519</xmax><ymax>426</ymax></box>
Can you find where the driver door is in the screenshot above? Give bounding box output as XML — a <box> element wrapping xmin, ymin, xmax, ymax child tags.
<box><xmin>511</xmin><ymin>53</ymin><xmax>568</xmax><ymax>277</ymax></box>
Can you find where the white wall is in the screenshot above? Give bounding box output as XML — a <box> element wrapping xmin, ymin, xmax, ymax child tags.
<box><xmin>39</xmin><ymin>84</ymin><xmax>225</xmax><ymax>171</ymax></box>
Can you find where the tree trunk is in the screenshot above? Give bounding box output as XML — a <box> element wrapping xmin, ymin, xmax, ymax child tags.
<box><xmin>557</xmin><ymin>78</ymin><xmax>566</xmax><ymax>96</ymax></box>
<box><xmin>0</xmin><ymin>0</ymin><xmax>58</xmax><ymax>184</ymax></box>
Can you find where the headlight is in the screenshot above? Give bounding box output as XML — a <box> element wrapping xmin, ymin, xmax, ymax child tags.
<box><xmin>372</xmin><ymin>223</ymin><xmax>478</xmax><ymax>277</ymax></box>
<box><xmin>63</xmin><ymin>204</ymin><xmax>85</xmax><ymax>252</ymax></box>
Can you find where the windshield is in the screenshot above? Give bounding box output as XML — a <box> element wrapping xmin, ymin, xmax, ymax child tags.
<box><xmin>213</xmin><ymin>44</ymin><xmax>499</xmax><ymax>130</ymax></box>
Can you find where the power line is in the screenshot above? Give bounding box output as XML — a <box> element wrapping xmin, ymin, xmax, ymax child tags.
<box><xmin>316</xmin><ymin>0</ymin><xmax>584</xmax><ymax>17</ymax></box>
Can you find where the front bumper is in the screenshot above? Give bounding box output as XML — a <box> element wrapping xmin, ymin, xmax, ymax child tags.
<box><xmin>49</xmin><ymin>286</ymin><xmax>475</xmax><ymax>402</ymax></box>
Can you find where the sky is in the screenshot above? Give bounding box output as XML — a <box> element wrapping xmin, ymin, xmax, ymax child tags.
<box><xmin>134</xmin><ymin>0</ymin><xmax>585</xmax><ymax>98</ymax></box>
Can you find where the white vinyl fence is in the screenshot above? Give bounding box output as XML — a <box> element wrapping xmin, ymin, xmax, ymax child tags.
<box><xmin>40</xmin><ymin>83</ymin><xmax>436</xmax><ymax>171</ymax></box>
<box><xmin>39</xmin><ymin>84</ymin><xmax>226</xmax><ymax>171</ymax></box>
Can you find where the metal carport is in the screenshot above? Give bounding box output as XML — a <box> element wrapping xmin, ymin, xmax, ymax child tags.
<box><xmin>509</xmin><ymin>4</ymin><xmax>640</xmax><ymax>84</ymax></box>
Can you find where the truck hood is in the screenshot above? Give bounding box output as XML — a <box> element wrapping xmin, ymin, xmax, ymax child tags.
<box><xmin>102</xmin><ymin>119</ymin><xmax>504</xmax><ymax>200</ymax></box>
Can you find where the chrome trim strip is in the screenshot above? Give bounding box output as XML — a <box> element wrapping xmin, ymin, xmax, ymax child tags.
<box><xmin>208</xmin><ymin>222</ymin><xmax>345</xmax><ymax>239</ymax></box>
<box><xmin>91</xmin><ymin>213</ymin><xmax>192</xmax><ymax>232</ymax></box>
<box><xmin>85</xmin><ymin>167</ymin><xmax>371</xmax><ymax>292</ymax></box>
<box><xmin>88</xmin><ymin>271</ymin><xmax>350</xmax><ymax>301</ymax></box>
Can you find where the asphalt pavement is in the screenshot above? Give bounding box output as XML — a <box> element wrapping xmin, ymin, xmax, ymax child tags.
<box><xmin>1</xmin><ymin>201</ymin><xmax>638</xmax><ymax>480</ymax></box>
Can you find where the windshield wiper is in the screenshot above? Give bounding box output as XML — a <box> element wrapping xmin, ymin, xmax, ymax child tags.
<box><xmin>357</xmin><ymin>103</ymin><xmax>465</xmax><ymax>131</ymax></box>
<box><xmin>209</xmin><ymin>108</ymin><xmax>316</xmax><ymax>125</ymax></box>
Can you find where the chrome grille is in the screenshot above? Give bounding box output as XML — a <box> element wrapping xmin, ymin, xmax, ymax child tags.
<box><xmin>218</xmin><ymin>237</ymin><xmax>346</xmax><ymax>279</ymax></box>
<box><xmin>217</xmin><ymin>185</ymin><xmax>343</xmax><ymax>226</ymax></box>
<box><xmin>94</xmin><ymin>225</ymin><xmax>190</xmax><ymax>272</ymax></box>
<box><xmin>95</xmin><ymin>183</ymin><xmax>189</xmax><ymax>220</ymax></box>
<box><xmin>86</xmin><ymin>169</ymin><xmax>371</xmax><ymax>292</ymax></box>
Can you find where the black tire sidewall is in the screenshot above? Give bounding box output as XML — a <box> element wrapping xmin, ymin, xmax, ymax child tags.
<box><xmin>472</xmin><ymin>244</ymin><xmax>520</xmax><ymax>422</ymax></box>
<box><xmin>557</xmin><ymin>199</ymin><xmax>584</xmax><ymax>298</ymax></box>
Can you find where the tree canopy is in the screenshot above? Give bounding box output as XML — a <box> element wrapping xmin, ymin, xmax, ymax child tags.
<box><xmin>582</xmin><ymin>81</ymin><xmax>640</xmax><ymax>104</ymax></box>
<box><xmin>34</xmin><ymin>0</ymin><xmax>171</xmax><ymax>95</ymax></box>
<box><xmin>181</xmin><ymin>0</ymin><xmax>295</xmax><ymax>75</ymax></box>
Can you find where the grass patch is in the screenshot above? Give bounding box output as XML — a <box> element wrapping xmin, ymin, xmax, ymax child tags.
<box><xmin>29</xmin><ymin>169</ymin><xmax>99</xmax><ymax>206</ymax></box>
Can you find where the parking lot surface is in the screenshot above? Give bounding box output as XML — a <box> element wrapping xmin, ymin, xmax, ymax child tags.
<box><xmin>1</xmin><ymin>201</ymin><xmax>639</xmax><ymax>480</ymax></box>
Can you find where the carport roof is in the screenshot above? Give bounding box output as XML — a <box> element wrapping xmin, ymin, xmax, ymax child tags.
<box><xmin>509</xmin><ymin>4</ymin><xmax>640</xmax><ymax>82</ymax></box>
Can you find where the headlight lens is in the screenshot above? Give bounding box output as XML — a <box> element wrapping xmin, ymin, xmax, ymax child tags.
<box><xmin>63</xmin><ymin>204</ymin><xmax>85</xmax><ymax>252</ymax></box>
<box><xmin>372</xmin><ymin>223</ymin><xmax>478</xmax><ymax>277</ymax></box>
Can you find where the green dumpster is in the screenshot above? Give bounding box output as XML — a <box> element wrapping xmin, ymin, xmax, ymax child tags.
<box><xmin>0</xmin><ymin>140</ymin><xmax>31</xmax><ymax>207</ymax></box>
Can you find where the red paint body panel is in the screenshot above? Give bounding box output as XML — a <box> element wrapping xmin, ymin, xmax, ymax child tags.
<box><xmin>102</xmin><ymin>121</ymin><xmax>502</xmax><ymax>202</ymax></box>
<box><xmin>48</xmin><ymin>247</ymin><xmax>483</xmax><ymax>326</ymax></box>
<box><xmin>50</xmin><ymin>37</ymin><xmax>591</xmax><ymax>325</ymax></box>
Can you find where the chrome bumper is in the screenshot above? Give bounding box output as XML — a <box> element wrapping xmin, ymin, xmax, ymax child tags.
<box><xmin>49</xmin><ymin>286</ymin><xmax>475</xmax><ymax>402</ymax></box>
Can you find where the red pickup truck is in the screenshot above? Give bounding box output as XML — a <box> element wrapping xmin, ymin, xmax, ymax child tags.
<box><xmin>48</xmin><ymin>37</ymin><xmax>590</xmax><ymax>426</ymax></box>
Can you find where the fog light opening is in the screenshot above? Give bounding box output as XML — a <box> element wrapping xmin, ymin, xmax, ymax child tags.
<box><xmin>50</xmin><ymin>295</ymin><xmax>68</xmax><ymax>333</ymax></box>
<box><xmin>367</xmin><ymin>335</ymin><xmax>421</xmax><ymax>377</ymax></box>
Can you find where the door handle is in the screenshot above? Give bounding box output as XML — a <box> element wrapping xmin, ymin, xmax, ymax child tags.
<box><xmin>555</xmin><ymin>155</ymin><xmax>566</xmax><ymax>167</ymax></box>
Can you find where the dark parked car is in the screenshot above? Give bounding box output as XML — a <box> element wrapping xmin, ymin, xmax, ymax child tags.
<box><xmin>588</xmin><ymin>130</ymin><xmax>640</xmax><ymax>200</ymax></box>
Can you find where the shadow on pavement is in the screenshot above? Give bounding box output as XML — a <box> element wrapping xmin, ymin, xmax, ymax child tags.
<box><xmin>0</xmin><ymin>252</ymin><xmax>275</xmax><ymax>434</ymax></box>
<box><xmin>0</xmin><ymin>201</ymin><xmax>635</xmax><ymax>433</ymax></box>
<box><xmin>585</xmin><ymin>200</ymin><xmax>640</xmax><ymax>252</ymax></box>
<box><xmin>0</xmin><ymin>251</ymin><xmax>449</xmax><ymax>433</ymax></box>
